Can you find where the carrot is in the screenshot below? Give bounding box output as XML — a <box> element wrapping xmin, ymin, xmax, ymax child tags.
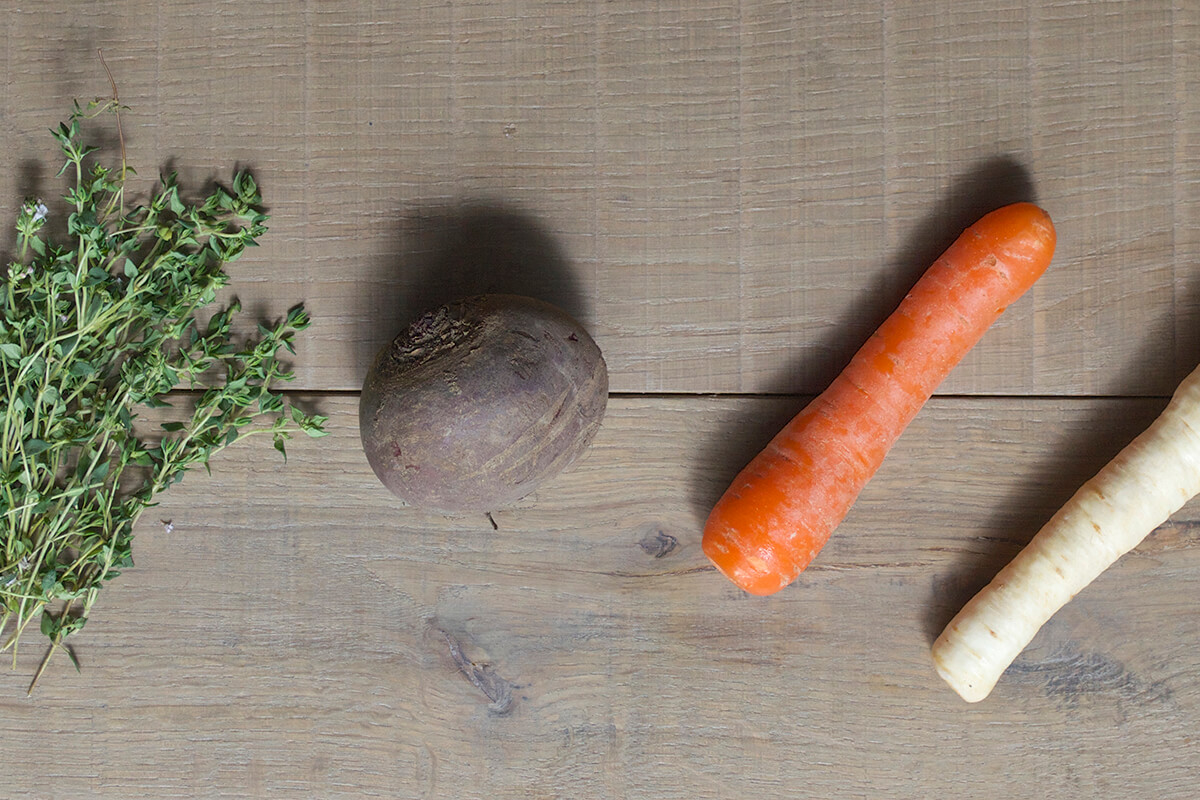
<box><xmin>933</xmin><ymin>361</ymin><xmax>1200</xmax><ymax>702</ymax></box>
<box><xmin>702</xmin><ymin>202</ymin><xmax>1057</xmax><ymax>596</ymax></box>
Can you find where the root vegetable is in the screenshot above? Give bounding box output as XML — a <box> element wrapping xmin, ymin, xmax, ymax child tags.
<box><xmin>933</xmin><ymin>361</ymin><xmax>1200</xmax><ymax>702</ymax></box>
<box><xmin>702</xmin><ymin>203</ymin><xmax>1057</xmax><ymax>596</ymax></box>
<box><xmin>359</xmin><ymin>294</ymin><xmax>607</xmax><ymax>514</ymax></box>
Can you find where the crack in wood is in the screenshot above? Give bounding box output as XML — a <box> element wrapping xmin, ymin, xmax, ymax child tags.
<box><xmin>442</xmin><ymin>632</ymin><xmax>515</xmax><ymax>715</ymax></box>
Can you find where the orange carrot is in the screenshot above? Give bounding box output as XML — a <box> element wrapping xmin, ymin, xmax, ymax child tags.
<box><xmin>703</xmin><ymin>202</ymin><xmax>1057</xmax><ymax>596</ymax></box>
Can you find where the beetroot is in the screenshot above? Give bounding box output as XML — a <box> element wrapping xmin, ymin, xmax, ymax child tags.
<box><xmin>359</xmin><ymin>294</ymin><xmax>608</xmax><ymax>513</ymax></box>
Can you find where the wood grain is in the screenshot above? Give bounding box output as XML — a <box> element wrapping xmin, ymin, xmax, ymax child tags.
<box><xmin>3</xmin><ymin>1</ymin><xmax>1200</xmax><ymax>797</ymax></box>
<box><xmin>0</xmin><ymin>0</ymin><xmax>1194</xmax><ymax>394</ymax></box>
<box><xmin>1</xmin><ymin>395</ymin><xmax>1198</xmax><ymax>799</ymax></box>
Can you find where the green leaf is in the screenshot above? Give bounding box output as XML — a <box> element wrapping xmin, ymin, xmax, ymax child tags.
<box><xmin>0</xmin><ymin>342</ymin><xmax>22</xmax><ymax>362</ymax></box>
<box><xmin>91</xmin><ymin>459</ymin><xmax>110</xmax><ymax>483</ymax></box>
<box><xmin>286</xmin><ymin>304</ymin><xmax>310</xmax><ymax>329</ymax></box>
<box><xmin>237</xmin><ymin>172</ymin><xmax>257</xmax><ymax>198</ymax></box>
<box><xmin>123</xmin><ymin>258</ymin><xmax>138</xmax><ymax>278</ymax></box>
<box><xmin>68</xmin><ymin>360</ymin><xmax>96</xmax><ymax>378</ymax></box>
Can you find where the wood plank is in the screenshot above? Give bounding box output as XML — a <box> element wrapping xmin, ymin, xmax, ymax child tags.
<box><xmin>2</xmin><ymin>394</ymin><xmax>1199</xmax><ymax>798</ymax></box>
<box><xmin>0</xmin><ymin>1</ymin><xmax>1193</xmax><ymax>395</ymax></box>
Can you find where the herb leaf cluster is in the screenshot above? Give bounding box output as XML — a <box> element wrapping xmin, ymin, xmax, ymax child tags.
<box><xmin>0</xmin><ymin>102</ymin><xmax>326</xmax><ymax>691</ymax></box>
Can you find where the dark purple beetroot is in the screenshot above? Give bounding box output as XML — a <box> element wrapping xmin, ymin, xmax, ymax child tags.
<box><xmin>359</xmin><ymin>294</ymin><xmax>608</xmax><ymax>513</ymax></box>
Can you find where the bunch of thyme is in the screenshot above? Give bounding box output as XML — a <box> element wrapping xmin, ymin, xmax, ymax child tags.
<box><xmin>0</xmin><ymin>101</ymin><xmax>326</xmax><ymax>692</ymax></box>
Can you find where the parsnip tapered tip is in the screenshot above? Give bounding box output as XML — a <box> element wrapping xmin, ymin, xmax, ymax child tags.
<box><xmin>932</xmin><ymin>646</ymin><xmax>991</xmax><ymax>703</ymax></box>
<box><xmin>931</xmin><ymin>624</ymin><xmax>1002</xmax><ymax>703</ymax></box>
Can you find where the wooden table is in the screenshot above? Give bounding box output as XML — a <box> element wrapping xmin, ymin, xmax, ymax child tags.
<box><xmin>3</xmin><ymin>2</ymin><xmax>1198</xmax><ymax>797</ymax></box>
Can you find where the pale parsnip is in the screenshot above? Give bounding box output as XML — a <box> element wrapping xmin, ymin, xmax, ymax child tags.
<box><xmin>932</xmin><ymin>362</ymin><xmax>1200</xmax><ymax>703</ymax></box>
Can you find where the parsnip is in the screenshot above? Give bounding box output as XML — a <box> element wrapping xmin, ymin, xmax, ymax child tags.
<box><xmin>933</xmin><ymin>362</ymin><xmax>1200</xmax><ymax>703</ymax></box>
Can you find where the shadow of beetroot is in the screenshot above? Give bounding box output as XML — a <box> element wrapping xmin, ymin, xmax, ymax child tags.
<box><xmin>357</xmin><ymin>200</ymin><xmax>589</xmax><ymax>382</ymax></box>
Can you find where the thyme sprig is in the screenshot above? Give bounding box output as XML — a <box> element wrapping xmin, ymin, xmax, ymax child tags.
<box><xmin>0</xmin><ymin>102</ymin><xmax>326</xmax><ymax>693</ymax></box>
